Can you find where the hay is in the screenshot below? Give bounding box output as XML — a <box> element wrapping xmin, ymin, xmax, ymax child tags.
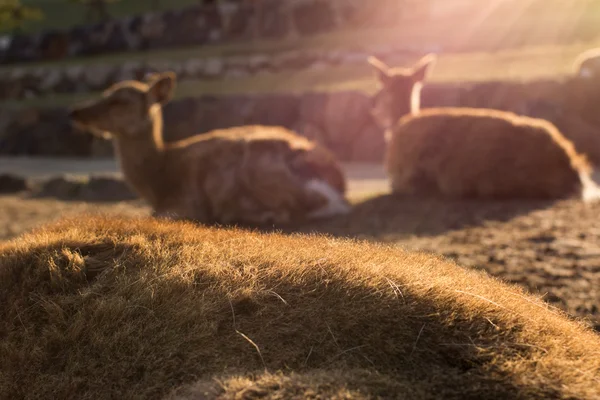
<box><xmin>1</xmin><ymin>215</ymin><xmax>599</xmax><ymax>399</ymax></box>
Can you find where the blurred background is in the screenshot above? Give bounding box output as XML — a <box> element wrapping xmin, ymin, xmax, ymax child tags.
<box><xmin>2</xmin><ymin>0</ymin><xmax>600</xmax><ymax>161</ymax></box>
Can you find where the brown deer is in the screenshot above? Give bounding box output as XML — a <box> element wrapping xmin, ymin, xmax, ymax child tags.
<box><xmin>69</xmin><ymin>72</ymin><xmax>349</xmax><ymax>225</ymax></box>
<box><xmin>573</xmin><ymin>47</ymin><xmax>600</xmax><ymax>80</ymax></box>
<box><xmin>367</xmin><ymin>54</ymin><xmax>599</xmax><ymax>200</ymax></box>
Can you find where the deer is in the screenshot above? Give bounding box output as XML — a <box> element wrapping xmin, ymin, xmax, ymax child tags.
<box><xmin>367</xmin><ymin>54</ymin><xmax>599</xmax><ymax>200</ymax></box>
<box><xmin>69</xmin><ymin>72</ymin><xmax>350</xmax><ymax>225</ymax></box>
<box><xmin>573</xmin><ymin>47</ymin><xmax>600</xmax><ymax>80</ymax></box>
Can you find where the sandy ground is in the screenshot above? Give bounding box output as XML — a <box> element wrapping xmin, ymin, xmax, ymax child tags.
<box><xmin>0</xmin><ymin>157</ymin><xmax>391</xmax><ymax>196</ymax></box>
<box><xmin>1</xmin><ymin>157</ymin><xmax>599</xmax><ymax>332</ymax></box>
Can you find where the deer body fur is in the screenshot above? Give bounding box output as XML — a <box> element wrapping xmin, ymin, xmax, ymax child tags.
<box><xmin>368</xmin><ymin>54</ymin><xmax>595</xmax><ymax>200</ymax></box>
<box><xmin>70</xmin><ymin>73</ymin><xmax>349</xmax><ymax>225</ymax></box>
<box><xmin>573</xmin><ymin>47</ymin><xmax>600</xmax><ymax>79</ymax></box>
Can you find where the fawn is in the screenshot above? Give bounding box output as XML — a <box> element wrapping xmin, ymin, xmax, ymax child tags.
<box><xmin>367</xmin><ymin>54</ymin><xmax>596</xmax><ymax>200</ymax></box>
<box><xmin>69</xmin><ymin>72</ymin><xmax>350</xmax><ymax>225</ymax></box>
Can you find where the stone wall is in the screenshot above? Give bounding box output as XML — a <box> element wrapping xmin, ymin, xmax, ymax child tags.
<box><xmin>3</xmin><ymin>78</ymin><xmax>600</xmax><ymax>164</ymax></box>
<box><xmin>1</xmin><ymin>0</ymin><xmax>596</xmax><ymax>67</ymax></box>
<box><xmin>0</xmin><ymin>0</ymin><xmax>414</xmax><ymax>66</ymax></box>
<box><xmin>0</xmin><ymin>46</ymin><xmax>427</xmax><ymax>101</ymax></box>
<box><xmin>0</xmin><ymin>90</ymin><xmax>387</xmax><ymax>162</ymax></box>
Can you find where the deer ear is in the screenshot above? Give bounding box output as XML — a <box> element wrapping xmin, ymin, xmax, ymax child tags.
<box><xmin>411</xmin><ymin>53</ymin><xmax>437</xmax><ymax>83</ymax></box>
<box><xmin>368</xmin><ymin>56</ymin><xmax>393</xmax><ymax>84</ymax></box>
<box><xmin>148</xmin><ymin>72</ymin><xmax>177</xmax><ymax>105</ymax></box>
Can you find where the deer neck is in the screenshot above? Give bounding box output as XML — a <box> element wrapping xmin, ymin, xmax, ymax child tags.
<box><xmin>112</xmin><ymin>105</ymin><xmax>170</xmax><ymax>207</ymax></box>
<box><xmin>410</xmin><ymin>82</ymin><xmax>423</xmax><ymax>115</ymax></box>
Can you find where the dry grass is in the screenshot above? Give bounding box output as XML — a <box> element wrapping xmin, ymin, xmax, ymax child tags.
<box><xmin>0</xmin><ymin>195</ymin><xmax>148</xmax><ymax>240</ymax></box>
<box><xmin>1</xmin><ymin>215</ymin><xmax>600</xmax><ymax>399</ymax></box>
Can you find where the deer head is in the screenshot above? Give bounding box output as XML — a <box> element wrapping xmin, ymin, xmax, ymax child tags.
<box><xmin>368</xmin><ymin>53</ymin><xmax>437</xmax><ymax>129</ymax></box>
<box><xmin>69</xmin><ymin>72</ymin><xmax>177</xmax><ymax>139</ymax></box>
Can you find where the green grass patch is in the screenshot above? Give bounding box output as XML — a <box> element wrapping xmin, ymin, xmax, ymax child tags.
<box><xmin>2</xmin><ymin>42</ymin><xmax>594</xmax><ymax>110</ymax></box>
<box><xmin>5</xmin><ymin>0</ymin><xmax>600</xmax><ymax>72</ymax></box>
<box><xmin>16</xmin><ymin>0</ymin><xmax>198</xmax><ymax>33</ymax></box>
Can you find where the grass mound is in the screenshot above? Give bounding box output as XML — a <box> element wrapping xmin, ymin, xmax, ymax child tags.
<box><xmin>1</xmin><ymin>216</ymin><xmax>599</xmax><ymax>399</ymax></box>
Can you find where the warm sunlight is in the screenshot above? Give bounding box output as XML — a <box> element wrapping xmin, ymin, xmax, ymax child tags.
<box><xmin>1</xmin><ymin>1</ymin><xmax>600</xmax><ymax>399</ymax></box>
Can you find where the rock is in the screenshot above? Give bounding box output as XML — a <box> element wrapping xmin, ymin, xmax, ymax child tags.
<box><xmin>0</xmin><ymin>35</ymin><xmax>10</xmax><ymax>62</ymax></box>
<box><xmin>225</xmin><ymin>56</ymin><xmax>248</xmax><ymax>71</ymax></box>
<box><xmin>203</xmin><ymin>57</ymin><xmax>224</xmax><ymax>77</ymax></box>
<box><xmin>248</xmin><ymin>94</ymin><xmax>300</xmax><ymax>128</ymax></box>
<box><xmin>38</xmin><ymin>68</ymin><xmax>63</xmax><ymax>93</ymax></box>
<box><xmin>8</xmin><ymin>67</ymin><xmax>27</xmax><ymax>81</ymax></box>
<box><xmin>39</xmin><ymin>30</ymin><xmax>69</xmax><ymax>61</ymax></box>
<box><xmin>163</xmin><ymin>97</ymin><xmax>206</xmax><ymax>142</ymax></box>
<box><xmin>247</xmin><ymin>54</ymin><xmax>270</xmax><ymax>72</ymax></box>
<box><xmin>85</xmin><ymin>21</ymin><xmax>126</xmax><ymax>54</ymax></box>
<box><xmin>257</xmin><ymin>0</ymin><xmax>291</xmax><ymax>39</ymax></box>
<box><xmin>102</xmin><ymin>21</ymin><xmax>131</xmax><ymax>53</ymax></box>
<box><xmin>120</xmin><ymin>16</ymin><xmax>143</xmax><ymax>50</ymax></box>
<box><xmin>323</xmin><ymin>91</ymin><xmax>373</xmax><ymax>157</ymax></box>
<box><xmin>64</xmin><ymin>65</ymin><xmax>87</xmax><ymax>93</ymax></box>
<box><xmin>298</xmin><ymin>92</ymin><xmax>329</xmax><ymax>130</ymax></box>
<box><xmin>272</xmin><ymin>50</ymin><xmax>317</xmax><ymax>71</ymax></box>
<box><xmin>4</xmin><ymin>34</ymin><xmax>39</xmax><ymax>63</ymax></box>
<box><xmin>368</xmin><ymin>44</ymin><xmax>395</xmax><ymax>59</ymax></box>
<box><xmin>67</xmin><ymin>26</ymin><xmax>87</xmax><ymax>57</ymax></box>
<box><xmin>334</xmin><ymin>0</ymin><xmax>363</xmax><ymax>27</ymax></box>
<box><xmin>140</xmin><ymin>12</ymin><xmax>167</xmax><ymax>43</ymax></box>
<box><xmin>224</xmin><ymin>67</ymin><xmax>250</xmax><ymax>79</ymax></box>
<box><xmin>84</xmin><ymin>64</ymin><xmax>117</xmax><ymax>90</ymax></box>
<box><xmin>460</xmin><ymin>81</ymin><xmax>529</xmax><ymax>113</ymax></box>
<box><xmin>339</xmin><ymin>51</ymin><xmax>369</xmax><ymax>65</ymax></box>
<box><xmin>292</xmin><ymin>0</ymin><xmax>336</xmax><ymax>36</ymax></box>
<box><xmin>14</xmin><ymin>108</ymin><xmax>40</xmax><ymax>129</ymax></box>
<box><xmin>64</xmin><ymin>65</ymin><xmax>85</xmax><ymax>82</ymax></box>
<box><xmin>308</xmin><ymin>60</ymin><xmax>330</xmax><ymax>71</ymax></box>
<box><xmin>562</xmin><ymin>77</ymin><xmax>600</xmax><ymax>129</ymax></box>
<box><xmin>146</xmin><ymin>60</ymin><xmax>176</xmax><ymax>74</ymax></box>
<box><xmin>115</xmin><ymin>61</ymin><xmax>144</xmax><ymax>82</ymax></box>
<box><xmin>37</xmin><ymin>176</ymin><xmax>83</xmax><ymax>200</ymax></box>
<box><xmin>0</xmin><ymin>109</ymin><xmax>12</xmax><ymax>138</ymax></box>
<box><xmin>349</xmin><ymin>118</ymin><xmax>386</xmax><ymax>162</ymax></box>
<box><xmin>0</xmin><ymin>174</ymin><xmax>29</xmax><ymax>194</ymax></box>
<box><xmin>182</xmin><ymin>59</ymin><xmax>205</xmax><ymax>79</ymax></box>
<box><xmin>192</xmin><ymin>5</ymin><xmax>222</xmax><ymax>44</ymax></box>
<box><xmin>19</xmin><ymin>71</ymin><xmax>42</xmax><ymax>98</ymax></box>
<box><xmin>190</xmin><ymin>95</ymin><xmax>254</xmax><ymax>134</ymax></box>
<box><xmin>0</xmin><ymin>76</ymin><xmax>23</xmax><ymax>100</ymax></box>
<box><xmin>79</xmin><ymin>176</ymin><xmax>137</xmax><ymax>202</ymax></box>
<box><xmin>91</xmin><ymin>137</ymin><xmax>115</xmax><ymax>158</ymax></box>
<box><xmin>0</xmin><ymin>109</ymin><xmax>93</xmax><ymax>157</ymax></box>
<box><xmin>526</xmin><ymin>100</ymin><xmax>600</xmax><ymax>167</ymax></box>
<box><xmin>324</xmin><ymin>50</ymin><xmax>345</xmax><ymax>65</ymax></box>
<box><xmin>151</xmin><ymin>9</ymin><xmax>181</xmax><ymax>48</ymax></box>
<box><xmin>163</xmin><ymin>95</ymin><xmax>255</xmax><ymax>142</ymax></box>
<box><xmin>422</xmin><ymin>83</ymin><xmax>467</xmax><ymax>108</ymax></box>
<box><xmin>219</xmin><ymin>1</ymin><xmax>248</xmax><ymax>39</ymax></box>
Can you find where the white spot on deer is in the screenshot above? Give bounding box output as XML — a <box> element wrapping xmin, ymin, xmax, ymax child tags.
<box><xmin>305</xmin><ymin>179</ymin><xmax>350</xmax><ymax>219</ymax></box>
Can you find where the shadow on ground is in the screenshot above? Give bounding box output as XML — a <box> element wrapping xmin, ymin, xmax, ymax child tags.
<box><xmin>280</xmin><ymin>194</ymin><xmax>560</xmax><ymax>240</ymax></box>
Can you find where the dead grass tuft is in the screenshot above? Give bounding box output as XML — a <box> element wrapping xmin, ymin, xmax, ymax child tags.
<box><xmin>1</xmin><ymin>215</ymin><xmax>599</xmax><ymax>399</ymax></box>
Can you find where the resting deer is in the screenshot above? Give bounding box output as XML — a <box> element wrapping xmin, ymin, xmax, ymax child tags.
<box><xmin>69</xmin><ymin>72</ymin><xmax>350</xmax><ymax>225</ymax></box>
<box><xmin>367</xmin><ymin>54</ymin><xmax>598</xmax><ymax>200</ymax></box>
<box><xmin>573</xmin><ymin>47</ymin><xmax>600</xmax><ymax>80</ymax></box>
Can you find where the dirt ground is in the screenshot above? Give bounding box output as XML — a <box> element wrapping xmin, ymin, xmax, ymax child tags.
<box><xmin>1</xmin><ymin>192</ymin><xmax>599</xmax><ymax>332</ymax></box>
